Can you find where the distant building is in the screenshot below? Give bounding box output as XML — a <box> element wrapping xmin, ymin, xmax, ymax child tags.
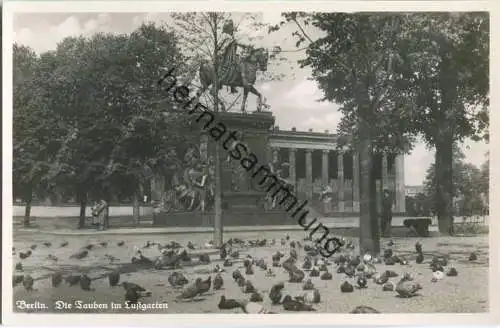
<box><xmin>405</xmin><ymin>185</ymin><xmax>424</xmax><ymax>197</ymax></box>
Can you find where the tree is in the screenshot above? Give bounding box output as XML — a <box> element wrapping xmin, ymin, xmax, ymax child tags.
<box><xmin>13</xmin><ymin>44</ymin><xmax>62</xmax><ymax>226</ymax></box>
<box><xmin>272</xmin><ymin>13</ymin><xmax>416</xmax><ymax>255</ymax></box>
<box><xmin>424</xmin><ymin>146</ymin><xmax>487</xmax><ymax>217</ymax></box>
<box><xmin>41</xmin><ymin>24</ymin><xmax>191</xmax><ymax>228</ymax></box>
<box><xmin>401</xmin><ymin>13</ymin><xmax>489</xmax><ymax>234</ymax></box>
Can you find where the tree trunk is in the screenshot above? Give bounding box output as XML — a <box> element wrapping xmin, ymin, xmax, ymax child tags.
<box><xmin>77</xmin><ymin>187</ymin><xmax>87</xmax><ymax>229</ymax></box>
<box><xmin>132</xmin><ymin>191</ymin><xmax>140</xmax><ymax>226</ymax></box>
<box><xmin>23</xmin><ymin>186</ymin><xmax>33</xmax><ymax>227</ymax></box>
<box><xmin>358</xmin><ymin>119</ymin><xmax>380</xmax><ymax>256</ymax></box>
<box><xmin>435</xmin><ymin>138</ymin><xmax>454</xmax><ymax>235</ymax></box>
<box><xmin>213</xmin><ymin>142</ymin><xmax>223</xmax><ymax>247</ymax></box>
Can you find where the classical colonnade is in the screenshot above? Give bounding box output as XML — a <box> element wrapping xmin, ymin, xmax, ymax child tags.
<box><xmin>268</xmin><ymin>141</ymin><xmax>406</xmax><ymax>214</ymax></box>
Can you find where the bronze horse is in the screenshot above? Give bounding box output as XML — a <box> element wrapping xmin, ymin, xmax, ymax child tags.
<box><xmin>197</xmin><ymin>47</ymin><xmax>269</xmax><ymax>113</ymax></box>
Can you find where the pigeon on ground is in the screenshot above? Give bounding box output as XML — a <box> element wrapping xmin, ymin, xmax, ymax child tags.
<box><xmin>269</xmin><ymin>282</ymin><xmax>285</xmax><ymax>305</ymax></box>
<box><xmin>13</xmin><ymin>275</ymin><xmax>24</xmax><ymax>287</ymax></box>
<box><xmin>282</xmin><ymin>295</ymin><xmax>316</xmax><ymax>311</ymax></box>
<box><xmin>303</xmin><ymin>279</ymin><xmax>314</xmax><ymax>291</ymax></box>
<box><xmin>249</xmin><ymin>292</ymin><xmax>264</xmax><ymax>302</ymax></box>
<box><xmin>340</xmin><ymin>281</ymin><xmax>354</xmax><ymax>293</ymax></box>
<box><xmin>218</xmin><ymin>296</ymin><xmax>242</xmax><ymax>310</ymax></box>
<box><xmin>469</xmin><ymin>252</ymin><xmax>478</xmax><ymax>261</ymax></box>
<box><xmin>70</xmin><ymin>249</ymin><xmax>89</xmax><ymax>260</ymax></box>
<box><xmin>60</xmin><ymin>241</ymin><xmax>69</xmax><ymax>247</ymax></box>
<box><xmin>213</xmin><ymin>273</ymin><xmax>224</xmax><ymax>290</ymax></box>
<box><xmin>446</xmin><ymin>267</ymin><xmax>458</xmax><ymax>277</ymax></box>
<box><xmin>108</xmin><ymin>271</ymin><xmax>120</xmax><ymax>287</ymax></box>
<box><xmin>350</xmin><ymin>305</ymin><xmax>380</xmax><ymax>313</ymax></box>
<box><xmin>23</xmin><ymin>275</ymin><xmax>34</xmax><ymax>291</ymax></box>
<box><xmin>395</xmin><ymin>274</ymin><xmax>422</xmax><ymax>298</ymax></box>
<box><xmin>15</xmin><ymin>262</ymin><xmax>23</xmax><ymax>271</ymax></box>
<box><xmin>65</xmin><ymin>275</ymin><xmax>81</xmax><ymax>286</ymax></box>
<box><xmin>117</xmin><ymin>241</ymin><xmax>125</xmax><ymax>246</ymax></box>
<box><xmin>80</xmin><ymin>274</ymin><xmax>93</xmax><ymax>291</ymax></box>
<box><xmin>51</xmin><ymin>272</ymin><xmax>63</xmax><ymax>287</ymax></box>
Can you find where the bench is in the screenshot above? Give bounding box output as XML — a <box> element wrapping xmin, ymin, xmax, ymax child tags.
<box><xmin>403</xmin><ymin>218</ymin><xmax>433</xmax><ymax>237</ymax></box>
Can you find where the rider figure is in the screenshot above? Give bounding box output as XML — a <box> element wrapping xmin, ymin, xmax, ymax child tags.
<box><xmin>222</xmin><ymin>19</ymin><xmax>253</xmax><ymax>93</ymax></box>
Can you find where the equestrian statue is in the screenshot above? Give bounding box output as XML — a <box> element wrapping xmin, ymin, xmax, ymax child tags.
<box><xmin>197</xmin><ymin>19</ymin><xmax>269</xmax><ymax>113</ymax></box>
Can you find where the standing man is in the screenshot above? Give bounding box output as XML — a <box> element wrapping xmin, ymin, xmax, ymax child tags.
<box><xmin>381</xmin><ymin>189</ymin><xmax>393</xmax><ymax>237</ymax></box>
<box><xmin>93</xmin><ymin>198</ymin><xmax>109</xmax><ymax>231</ymax></box>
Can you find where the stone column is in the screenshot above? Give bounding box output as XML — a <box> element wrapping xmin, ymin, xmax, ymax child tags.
<box><xmin>382</xmin><ymin>153</ymin><xmax>389</xmax><ymax>190</ymax></box>
<box><xmin>395</xmin><ymin>154</ymin><xmax>406</xmax><ymax>213</ymax></box>
<box><xmin>289</xmin><ymin>148</ymin><xmax>296</xmax><ymax>189</ymax></box>
<box><xmin>352</xmin><ymin>152</ymin><xmax>360</xmax><ymax>212</ymax></box>
<box><xmin>322</xmin><ymin>150</ymin><xmax>329</xmax><ymax>185</ymax></box>
<box><xmin>305</xmin><ymin>149</ymin><xmax>313</xmax><ymax>200</ymax></box>
<box><xmin>337</xmin><ymin>150</ymin><xmax>344</xmax><ymax>212</ymax></box>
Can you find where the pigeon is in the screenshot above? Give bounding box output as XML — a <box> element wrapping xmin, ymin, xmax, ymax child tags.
<box><xmin>199</xmin><ymin>254</ymin><xmax>210</xmax><ymax>264</ymax></box>
<box><xmin>197</xmin><ymin>276</ymin><xmax>211</xmax><ymax>294</ymax></box>
<box><xmin>395</xmin><ymin>274</ymin><xmax>422</xmax><ymax>298</ymax></box>
<box><xmin>310</xmin><ymin>267</ymin><xmax>320</xmax><ymax>277</ymax></box>
<box><xmin>242</xmin><ymin>280</ymin><xmax>256</xmax><ymax>294</ymax></box>
<box><xmin>282</xmin><ymin>295</ymin><xmax>316</xmax><ymax>311</ymax></box>
<box><xmin>320</xmin><ymin>270</ymin><xmax>333</xmax><ymax>280</ymax></box>
<box><xmin>65</xmin><ymin>275</ymin><xmax>81</xmax><ymax>286</ymax></box>
<box><xmin>303</xmin><ymin>279</ymin><xmax>314</xmax><ymax>290</ymax></box>
<box><xmin>220</xmin><ymin>246</ymin><xmax>228</xmax><ymax>260</ymax></box>
<box><xmin>177</xmin><ymin>279</ymin><xmax>201</xmax><ymax>301</ymax></box>
<box><xmin>30</xmin><ymin>244</ymin><xmax>37</xmax><ymax>250</ymax></box>
<box><xmin>80</xmin><ymin>274</ymin><xmax>93</xmax><ymax>291</ymax></box>
<box><xmin>446</xmin><ymin>267</ymin><xmax>458</xmax><ymax>277</ymax></box>
<box><xmin>51</xmin><ymin>272</ymin><xmax>63</xmax><ymax>287</ymax></box>
<box><xmin>99</xmin><ymin>241</ymin><xmax>108</xmax><ymax>247</ymax></box>
<box><xmin>340</xmin><ymin>281</ymin><xmax>354</xmax><ymax>293</ymax></box>
<box><xmin>117</xmin><ymin>241</ymin><xmax>125</xmax><ymax>246</ymax></box>
<box><xmin>232</xmin><ymin>269</ymin><xmax>243</xmax><ymax>281</ymax></box>
<box><xmin>415</xmin><ymin>242</ymin><xmax>422</xmax><ymax>253</ymax></box>
<box><xmin>236</xmin><ymin>276</ymin><xmax>246</xmax><ymax>287</ymax></box>
<box><xmin>15</xmin><ymin>262</ymin><xmax>23</xmax><ymax>271</ymax></box>
<box><xmin>108</xmin><ymin>271</ymin><xmax>120</xmax><ymax>287</ymax></box>
<box><xmin>218</xmin><ymin>296</ymin><xmax>242</xmax><ymax>310</ymax></box>
<box><xmin>382</xmin><ymin>282</ymin><xmax>395</xmax><ymax>291</ymax></box>
<box><xmin>23</xmin><ymin>275</ymin><xmax>34</xmax><ymax>291</ymax></box>
<box><xmin>245</xmin><ymin>265</ymin><xmax>254</xmax><ymax>275</ymax></box>
<box><xmin>301</xmin><ymin>288</ymin><xmax>321</xmax><ymax>303</ymax></box>
<box><xmin>223</xmin><ymin>259</ymin><xmax>232</xmax><ymax>267</ymax></box>
<box><xmin>249</xmin><ymin>292</ymin><xmax>264</xmax><ymax>302</ymax></box>
<box><xmin>431</xmin><ymin>270</ymin><xmax>445</xmax><ymax>282</ymax></box>
<box><xmin>13</xmin><ymin>275</ymin><xmax>24</xmax><ymax>287</ymax></box>
<box><xmin>213</xmin><ymin>273</ymin><xmax>224</xmax><ymax>290</ymax></box>
<box><xmin>350</xmin><ymin>305</ymin><xmax>380</xmax><ymax>313</ymax></box>
<box><xmin>19</xmin><ymin>250</ymin><xmax>32</xmax><ymax>259</ymax></box>
<box><xmin>357</xmin><ymin>276</ymin><xmax>368</xmax><ymax>288</ymax></box>
<box><xmin>60</xmin><ymin>241</ymin><xmax>69</xmax><ymax>247</ymax></box>
<box><xmin>387</xmin><ymin>240</ymin><xmax>395</xmax><ymax>247</ymax></box>
<box><xmin>289</xmin><ymin>269</ymin><xmax>305</xmax><ymax>283</ymax></box>
<box><xmin>84</xmin><ymin>244</ymin><xmax>95</xmax><ymax>250</ymax></box>
<box><xmin>70</xmin><ymin>249</ymin><xmax>89</xmax><ymax>260</ymax></box>
<box><xmin>269</xmin><ymin>282</ymin><xmax>285</xmax><ymax>305</ymax></box>
<box><xmin>469</xmin><ymin>252</ymin><xmax>478</xmax><ymax>261</ymax></box>
<box><xmin>302</xmin><ymin>257</ymin><xmax>312</xmax><ymax>270</ymax></box>
<box><xmin>42</xmin><ymin>241</ymin><xmax>52</xmax><ymax>247</ymax></box>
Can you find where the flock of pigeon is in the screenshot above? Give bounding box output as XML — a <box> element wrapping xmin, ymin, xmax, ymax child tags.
<box><xmin>12</xmin><ymin>235</ymin><xmax>480</xmax><ymax>313</ymax></box>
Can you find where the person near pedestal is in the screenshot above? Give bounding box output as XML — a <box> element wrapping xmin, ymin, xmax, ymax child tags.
<box><xmin>92</xmin><ymin>199</ymin><xmax>109</xmax><ymax>231</ymax></box>
<box><xmin>381</xmin><ymin>189</ymin><xmax>393</xmax><ymax>237</ymax></box>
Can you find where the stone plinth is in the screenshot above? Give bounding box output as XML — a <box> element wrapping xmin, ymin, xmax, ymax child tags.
<box><xmin>152</xmin><ymin>110</ymin><xmax>289</xmax><ymax>227</ymax></box>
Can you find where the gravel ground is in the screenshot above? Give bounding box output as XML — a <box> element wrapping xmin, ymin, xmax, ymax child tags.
<box><xmin>11</xmin><ymin>229</ymin><xmax>489</xmax><ymax>314</ymax></box>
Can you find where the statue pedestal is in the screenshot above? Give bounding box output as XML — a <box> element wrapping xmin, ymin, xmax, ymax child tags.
<box><xmin>152</xmin><ymin>110</ymin><xmax>291</xmax><ymax>227</ymax></box>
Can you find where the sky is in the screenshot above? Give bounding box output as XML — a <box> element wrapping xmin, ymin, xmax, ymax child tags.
<box><xmin>12</xmin><ymin>12</ymin><xmax>490</xmax><ymax>186</ymax></box>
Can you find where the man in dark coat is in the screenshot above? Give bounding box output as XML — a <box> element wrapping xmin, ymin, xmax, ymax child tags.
<box><xmin>381</xmin><ymin>189</ymin><xmax>393</xmax><ymax>237</ymax></box>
